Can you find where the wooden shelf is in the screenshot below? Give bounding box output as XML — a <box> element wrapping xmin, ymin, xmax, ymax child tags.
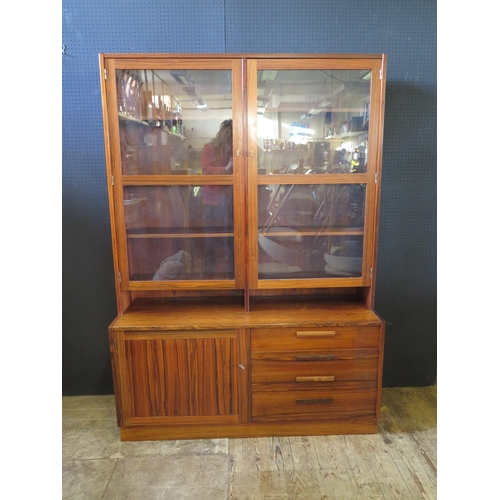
<box><xmin>259</xmin><ymin>226</ymin><xmax>363</xmax><ymax>237</ymax></box>
<box><xmin>126</xmin><ymin>227</ymin><xmax>234</xmax><ymax>238</ymax></box>
<box><xmin>111</xmin><ymin>296</ymin><xmax>381</xmax><ymax>331</ymax></box>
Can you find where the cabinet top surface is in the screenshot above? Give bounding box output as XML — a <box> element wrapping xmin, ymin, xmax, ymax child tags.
<box><xmin>100</xmin><ymin>53</ymin><xmax>385</xmax><ymax>60</ymax></box>
<box><xmin>109</xmin><ymin>297</ymin><xmax>382</xmax><ymax>331</ymax></box>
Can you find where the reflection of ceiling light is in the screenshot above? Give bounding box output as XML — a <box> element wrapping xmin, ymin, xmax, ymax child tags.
<box><xmin>308</xmin><ymin>109</ymin><xmax>322</xmax><ymax>115</ymax></box>
<box><xmin>360</xmin><ymin>71</ymin><xmax>371</xmax><ymax>80</ymax></box>
<box><xmin>289</xmin><ymin>126</ymin><xmax>315</xmax><ymax>135</ymax></box>
<box><xmin>196</xmin><ymin>97</ymin><xmax>208</xmax><ymax>110</ymax></box>
<box><xmin>260</xmin><ymin>70</ymin><xmax>278</xmax><ymax>81</ymax></box>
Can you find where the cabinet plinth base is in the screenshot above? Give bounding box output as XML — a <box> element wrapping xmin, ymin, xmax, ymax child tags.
<box><xmin>119</xmin><ymin>418</ymin><xmax>378</xmax><ymax>441</ymax></box>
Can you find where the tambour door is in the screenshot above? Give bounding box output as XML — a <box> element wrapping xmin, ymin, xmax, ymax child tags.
<box><xmin>246</xmin><ymin>56</ymin><xmax>386</xmax><ymax>290</ymax></box>
<box><xmin>116</xmin><ymin>330</ymin><xmax>242</xmax><ymax>427</ymax></box>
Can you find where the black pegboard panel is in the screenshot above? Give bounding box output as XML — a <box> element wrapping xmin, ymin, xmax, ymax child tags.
<box><xmin>62</xmin><ymin>0</ymin><xmax>436</xmax><ymax>394</ymax></box>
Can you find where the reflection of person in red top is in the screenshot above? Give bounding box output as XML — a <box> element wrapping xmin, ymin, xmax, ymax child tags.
<box><xmin>201</xmin><ymin>119</ymin><xmax>233</xmax><ymax>204</ymax></box>
<box><xmin>200</xmin><ymin>119</ymin><xmax>233</xmax><ymax>276</ymax></box>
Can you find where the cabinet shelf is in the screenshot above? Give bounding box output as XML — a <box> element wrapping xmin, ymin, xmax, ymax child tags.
<box><xmin>130</xmin><ymin>272</ymin><xmax>235</xmax><ymax>282</ymax></box>
<box><xmin>112</xmin><ymin>296</ymin><xmax>380</xmax><ymax>330</ymax></box>
<box><xmin>259</xmin><ymin>226</ymin><xmax>364</xmax><ymax>237</ymax></box>
<box><xmin>126</xmin><ymin>227</ymin><xmax>234</xmax><ymax>238</ymax></box>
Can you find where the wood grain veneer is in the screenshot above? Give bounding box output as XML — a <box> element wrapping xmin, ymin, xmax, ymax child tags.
<box><xmin>101</xmin><ymin>53</ymin><xmax>386</xmax><ymax>441</ymax></box>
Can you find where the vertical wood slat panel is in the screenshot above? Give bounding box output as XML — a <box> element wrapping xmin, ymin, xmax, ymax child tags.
<box><xmin>124</xmin><ymin>335</ymin><xmax>238</xmax><ymax>418</ymax></box>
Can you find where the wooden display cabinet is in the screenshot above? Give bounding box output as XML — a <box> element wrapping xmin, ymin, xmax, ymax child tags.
<box><xmin>100</xmin><ymin>53</ymin><xmax>386</xmax><ymax>441</ymax></box>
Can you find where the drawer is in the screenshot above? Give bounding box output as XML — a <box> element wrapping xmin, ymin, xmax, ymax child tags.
<box><xmin>252</xmin><ymin>389</ymin><xmax>377</xmax><ymax>421</ymax></box>
<box><xmin>251</xmin><ymin>326</ymin><xmax>380</xmax><ymax>352</ymax></box>
<box><xmin>251</xmin><ymin>356</ymin><xmax>378</xmax><ymax>387</ymax></box>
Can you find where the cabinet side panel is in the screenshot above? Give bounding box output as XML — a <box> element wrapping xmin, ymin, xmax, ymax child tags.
<box><xmin>108</xmin><ymin>327</ymin><xmax>123</xmax><ymax>426</ymax></box>
<box><xmin>376</xmin><ymin>320</ymin><xmax>385</xmax><ymax>418</ymax></box>
<box><xmin>101</xmin><ymin>57</ymin><xmax>131</xmax><ymax>313</ymax></box>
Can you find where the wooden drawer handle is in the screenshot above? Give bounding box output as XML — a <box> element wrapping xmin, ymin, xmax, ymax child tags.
<box><xmin>296</xmin><ymin>398</ymin><xmax>334</xmax><ymax>405</ymax></box>
<box><xmin>296</xmin><ymin>354</ymin><xmax>336</xmax><ymax>361</ymax></box>
<box><xmin>296</xmin><ymin>376</ymin><xmax>335</xmax><ymax>382</ymax></box>
<box><xmin>296</xmin><ymin>331</ymin><xmax>336</xmax><ymax>337</ymax></box>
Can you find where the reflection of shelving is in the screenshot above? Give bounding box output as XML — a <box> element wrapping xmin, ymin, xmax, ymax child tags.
<box><xmin>118</xmin><ymin>112</ymin><xmax>186</xmax><ymax>140</ymax></box>
<box><xmin>324</xmin><ymin>131</ymin><xmax>368</xmax><ymax>140</ymax></box>
<box><xmin>118</xmin><ymin>112</ymin><xmax>146</xmax><ymax>125</ymax></box>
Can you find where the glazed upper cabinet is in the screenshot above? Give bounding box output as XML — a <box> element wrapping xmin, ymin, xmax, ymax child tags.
<box><xmin>100</xmin><ymin>53</ymin><xmax>385</xmax><ymax>309</ymax></box>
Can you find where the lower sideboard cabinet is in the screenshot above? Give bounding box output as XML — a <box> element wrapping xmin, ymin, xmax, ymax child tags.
<box><xmin>108</xmin><ymin>299</ymin><xmax>385</xmax><ymax>441</ymax></box>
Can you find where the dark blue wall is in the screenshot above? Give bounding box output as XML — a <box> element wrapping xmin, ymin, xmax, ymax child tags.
<box><xmin>62</xmin><ymin>0</ymin><xmax>436</xmax><ymax>395</ymax></box>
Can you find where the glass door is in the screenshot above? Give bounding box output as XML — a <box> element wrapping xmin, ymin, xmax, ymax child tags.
<box><xmin>246</xmin><ymin>57</ymin><xmax>383</xmax><ymax>289</ymax></box>
<box><xmin>108</xmin><ymin>58</ymin><xmax>245</xmax><ymax>289</ymax></box>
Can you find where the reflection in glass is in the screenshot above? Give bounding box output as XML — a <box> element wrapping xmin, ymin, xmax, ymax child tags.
<box><xmin>257</xmin><ymin>69</ymin><xmax>370</xmax><ymax>175</ymax></box>
<box><xmin>116</xmin><ymin>68</ymin><xmax>235</xmax><ymax>281</ymax></box>
<box><xmin>115</xmin><ymin>69</ymin><xmax>233</xmax><ymax>176</ymax></box>
<box><xmin>124</xmin><ymin>185</ymin><xmax>234</xmax><ymax>280</ymax></box>
<box><xmin>197</xmin><ymin>118</ymin><xmax>234</xmax><ymax>276</ymax></box>
<box><xmin>258</xmin><ymin>184</ymin><xmax>365</xmax><ymax>278</ymax></box>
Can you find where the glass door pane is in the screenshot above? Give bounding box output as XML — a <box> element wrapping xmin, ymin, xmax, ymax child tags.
<box><xmin>113</xmin><ymin>64</ymin><xmax>241</xmax><ymax>286</ymax></box>
<box><xmin>115</xmin><ymin>68</ymin><xmax>233</xmax><ymax>176</ymax></box>
<box><xmin>258</xmin><ymin>183</ymin><xmax>365</xmax><ymax>279</ymax></box>
<box><xmin>256</xmin><ymin>69</ymin><xmax>371</xmax><ymax>175</ymax></box>
<box><xmin>248</xmin><ymin>60</ymin><xmax>379</xmax><ymax>287</ymax></box>
<box><xmin>124</xmin><ymin>185</ymin><xmax>234</xmax><ymax>281</ymax></box>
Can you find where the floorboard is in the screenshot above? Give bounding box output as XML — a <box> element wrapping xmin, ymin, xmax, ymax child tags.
<box><xmin>62</xmin><ymin>387</ymin><xmax>437</xmax><ymax>499</ymax></box>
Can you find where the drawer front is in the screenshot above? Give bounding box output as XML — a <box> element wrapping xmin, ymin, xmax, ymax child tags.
<box><xmin>251</xmin><ymin>326</ymin><xmax>380</xmax><ymax>352</ymax></box>
<box><xmin>251</xmin><ymin>356</ymin><xmax>378</xmax><ymax>388</ymax></box>
<box><xmin>252</xmin><ymin>389</ymin><xmax>377</xmax><ymax>421</ymax></box>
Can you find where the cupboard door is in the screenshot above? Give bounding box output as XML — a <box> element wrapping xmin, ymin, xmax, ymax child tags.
<box><xmin>246</xmin><ymin>58</ymin><xmax>384</xmax><ymax>289</ymax></box>
<box><xmin>119</xmin><ymin>331</ymin><xmax>240</xmax><ymax>426</ymax></box>
<box><xmin>106</xmin><ymin>59</ymin><xmax>246</xmax><ymax>289</ymax></box>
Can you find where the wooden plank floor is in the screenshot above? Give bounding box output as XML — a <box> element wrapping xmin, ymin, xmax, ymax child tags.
<box><xmin>62</xmin><ymin>386</ymin><xmax>437</xmax><ymax>499</ymax></box>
